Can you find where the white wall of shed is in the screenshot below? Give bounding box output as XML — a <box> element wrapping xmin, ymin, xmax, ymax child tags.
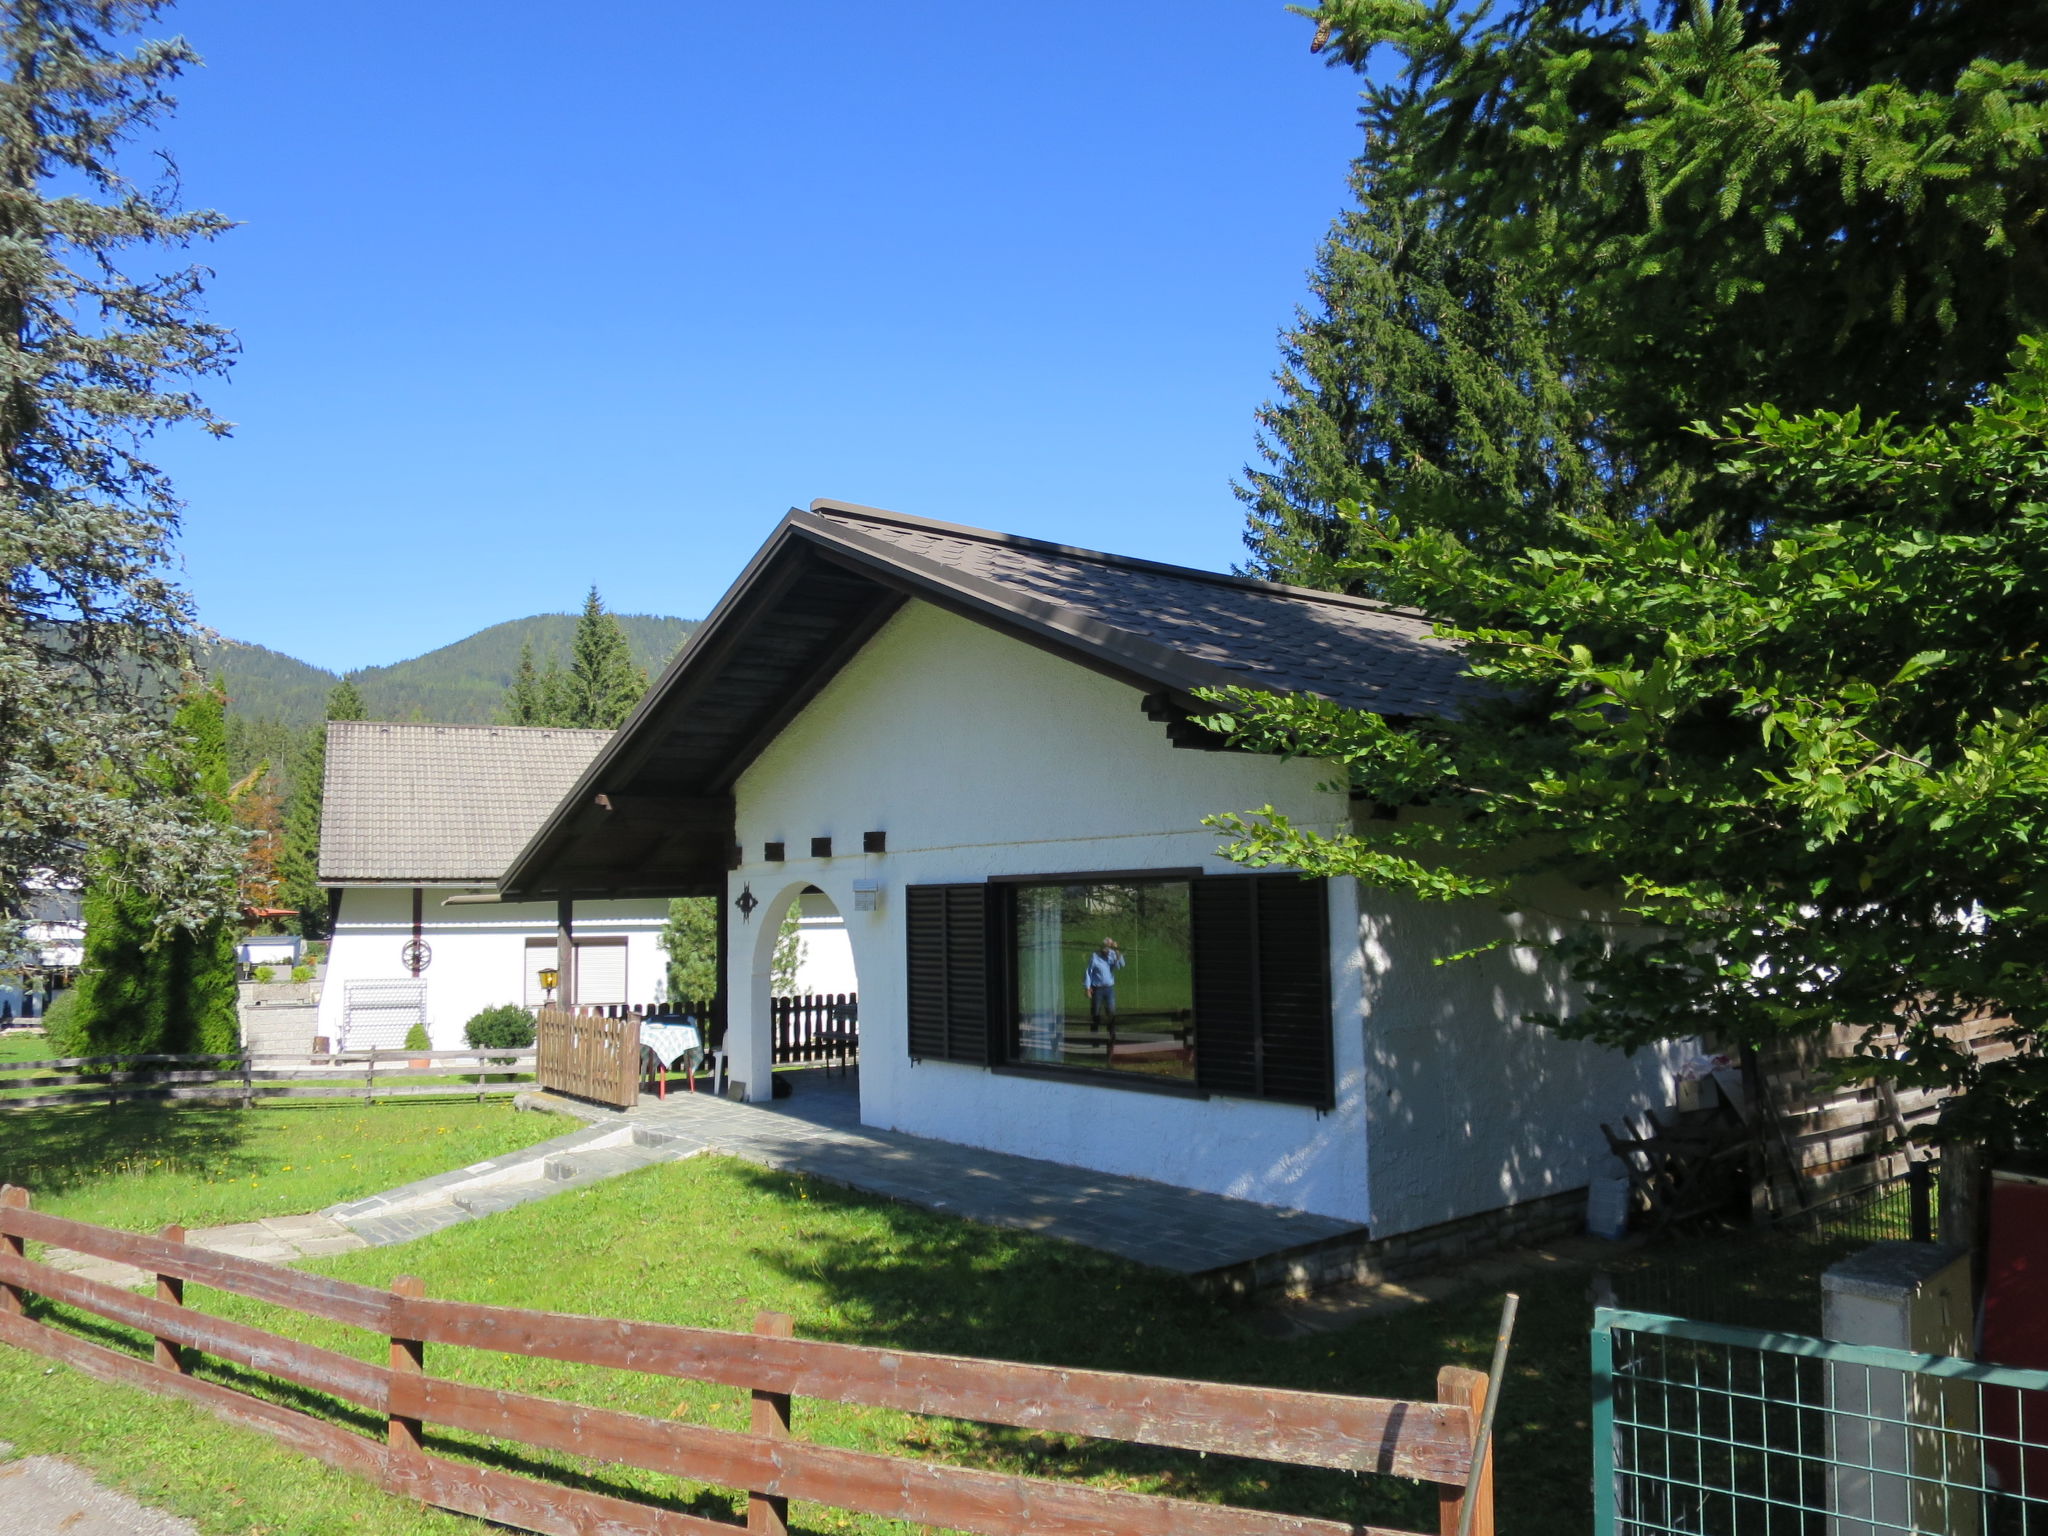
<box><xmin>318</xmin><ymin>889</ymin><xmax>669</xmax><ymax>1049</ymax></box>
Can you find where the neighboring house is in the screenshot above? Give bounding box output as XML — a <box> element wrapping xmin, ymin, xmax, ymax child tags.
<box><xmin>499</xmin><ymin>501</ymin><xmax>1685</xmax><ymax>1253</ymax></box>
<box><xmin>1</xmin><ymin>885</ymin><xmax>84</xmax><ymax>1018</ymax></box>
<box><xmin>317</xmin><ymin>722</ymin><xmax>669</xmax><ymax>1051</ymax></box>
<box><xmin>318</xmin><ymin>721</ymin><xmax>851</xmax><ymax>1052</ymax></box>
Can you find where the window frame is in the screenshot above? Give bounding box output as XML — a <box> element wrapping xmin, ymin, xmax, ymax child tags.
<box><xmin>995</xmin><ymin>872</ymin><xmax>1204</xmax><ymax>1095</ymax></box>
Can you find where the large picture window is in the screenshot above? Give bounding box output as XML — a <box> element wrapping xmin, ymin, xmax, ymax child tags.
<box><xmin>1011</xmin><ymin>878</ymin><xmax>1195</xmax><ymax>1082</ymax></box>
<box><xmin>905</xmin><ymin>871</ymin><xmax>1333</xmax><ymax>1107</ymax></box>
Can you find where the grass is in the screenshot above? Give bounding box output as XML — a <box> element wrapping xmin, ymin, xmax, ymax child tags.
<box><xmin>0</xmin><ymin>1097</ymin><xmax>569</xmax><ymax>1232</ymax></box>
<box><xmin>0</xmin><ymin>1153</ymin><xmax>1609</xmax><ymax>1536</ymax></box>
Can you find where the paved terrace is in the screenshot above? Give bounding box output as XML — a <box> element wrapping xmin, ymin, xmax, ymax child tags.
<box><xmin>522</xmin><ymin>1070</ymin><xmax>1366</xmax><ymax>1278</ymax></box>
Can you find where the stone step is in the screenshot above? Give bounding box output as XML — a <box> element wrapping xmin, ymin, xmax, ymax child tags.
<box><xmin>632</xmin><ymin>1125</ymin><xmax>682</xmax><ymax>1149</ymax></box>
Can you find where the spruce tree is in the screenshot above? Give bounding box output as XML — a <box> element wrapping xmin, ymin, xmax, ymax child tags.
<box><xmin>278</xmin><ymin>679</ymin><xmax>367</xmax><ymax>940</ymax></box>
<box><xmin>564</xmin><ymin>587</ymin><xmax>646</xmax><ymax>729</ymax></box>
<box><xmin>1255</xmin><ymin>1</ymin><xmax>2048</xmax><ymax>562</ymax></box>
<box><xmin>0</xmin><ymin>0</ymin><xmax>243</xmax><ymax>928</ymax></box>
<box><xmin>1240</xmin><ymin>169</ymin><xmax>1634</xmax><ymax>586</ymax></box>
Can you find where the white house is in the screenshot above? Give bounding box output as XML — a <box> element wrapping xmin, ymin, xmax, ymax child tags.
<box><xmin>317</xmin><ymin>721</ymin><xmax>852</xmax><ymax>1052</ymax></box>
<box><xmin>498</xmin><ymin>502</ymin><xmax>1682</xmax><ymax>1257</ymax></box>
<box><xmin>1</xmin><ymin>884</ymin><xmax>84</xmax><ymax>1019</ymax></box>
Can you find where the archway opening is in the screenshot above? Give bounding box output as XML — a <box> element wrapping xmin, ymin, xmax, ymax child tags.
<box><xmin>743</xmin><ymin>884</ymin><xmax>861</xmax><ymax>1117</ymax></box>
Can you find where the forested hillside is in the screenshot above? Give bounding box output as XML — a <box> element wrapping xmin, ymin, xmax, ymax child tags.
<box><xmin>202</xmin><ymin>613</ymin><xmax>695</xmax><ymax>726</ymax></box>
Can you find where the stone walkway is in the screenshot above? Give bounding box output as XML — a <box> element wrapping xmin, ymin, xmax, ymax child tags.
<box><xmin>41</xmin><ymin>1071</ymin><xmax>1366</xmax><ymax>1285</ymax></box>
<box><xmin>531</xmin><ymin>1072</ymin><xmax>1366</xmax><ymax>1277</ymax></box>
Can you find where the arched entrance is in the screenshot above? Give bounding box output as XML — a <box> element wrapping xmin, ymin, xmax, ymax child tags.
<box><xmin>735</xmin><ymin>883</ymin><xmax>860</xmax><ymax>1110</ymax></box>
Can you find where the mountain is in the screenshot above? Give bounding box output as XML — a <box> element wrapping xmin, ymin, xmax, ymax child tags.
<box><xmin>200</xmin><ymin>639</ymin><xmax>340</xmax><ymax>723</ymax></box>
<box><xmin>203</xmin><ymin>613</ymin><xmax>697</xmax><ymax>726</ymax></box>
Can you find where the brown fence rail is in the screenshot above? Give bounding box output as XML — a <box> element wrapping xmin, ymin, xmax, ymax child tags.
<box><xmin>0</xmin><ymin>1183</ymin><xmax>1491</xmax><ymax>1536</ymax></box>
<box><xmin>771</xmin><ymin>992</ymin><xmax>857</xmax><ymax>1065</ymax></box>
<box><xmin>534</xmin><ymin>1006</ymin><xmax>639</xmax><ymax>1108</ymax></box>
<box><xmin>0</xmin><ymin>1049</ymin><xmax>534</xmax><ymax>1113</ymax></box>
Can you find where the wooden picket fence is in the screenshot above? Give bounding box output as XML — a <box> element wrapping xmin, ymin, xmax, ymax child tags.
<box><xmin>0</xmin><ymin>1184</ymin><xmax>1493</xmax><ymax>1536</ymax></box>
<box><xmin>771</xmin><ymin>992</ymin><xmax>858</xmax><ymax>1065</ymax></box>
<box><xmin>534</xmin><ymin>1006</ymin><xmax>639</xmax><ymax>1108</ymax></box>
<box><xmin>0</xmin><ymin>1049</ymin><xmax>535</xmax><ymax>1112</ymax></box>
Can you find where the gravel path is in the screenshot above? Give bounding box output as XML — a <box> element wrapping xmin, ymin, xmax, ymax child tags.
<box><xmin>0</xmin><ymin>1444</ymin><xmax>200</xmax><ymax>1535</ymax></box>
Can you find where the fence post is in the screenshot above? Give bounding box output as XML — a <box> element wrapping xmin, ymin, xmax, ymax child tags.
<box><xmin>749</xmin><ymin>1309</ymin><xmax>793</xmax><ymax>1535</ymax></box>
<box><xmin>1908</xmin><ymin>1157</ymin><xmax>1934</xmax><ymax>1244</ymax></box>
<box><xmin>0</xmin><ymin>1185</ymin><xmax>26</xmax><ymax>1316</ymax></box>
<box><xmin>154</xmin><ymin>1223</ymin><xmax>189</xmax><ymax>1373</ymax></box>
<box><xmin>1437</xmin><ymin>1365</ymin><xmax>1493</xmax><ymax>1536</ymax></box>
<box><xmin>1589</xmin><ymin>1319</ymin><xmax>1617</xmax><ymax>1536</ymax></box>
<box><xmin>365</xmin><ymin>1048</ymin><xmax>377</xmax><ymax>1104</ymax></box>
<box><xmin>388</xmin><ymin>1274</ymin><xmax>426</xmax><ymax>1460</ymax></box>
<box><xmin>241</xmin><ymin>1052</ymin><xmax>255</xmax><ymax>1110</ymax></box>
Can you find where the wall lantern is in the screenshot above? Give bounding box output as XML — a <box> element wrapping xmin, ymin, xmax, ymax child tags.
<box><xmin>852</xmin><ymin>878</ymin><xmax>882</xmax><ymax>913</ymax></box>
<box><xmin>538</xmin><ymin>967</ymin><xmax>560</xmax><ymax>1003</ymax></box>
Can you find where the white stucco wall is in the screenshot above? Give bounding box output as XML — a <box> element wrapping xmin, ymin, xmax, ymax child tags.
<box><xmin>728</xmin><ymin>599</ymin><xmax>1376</xmax><ymax>1221</ymax></box>
<box><xmin>723</xmin><ymin>599</ymin><xmax>1680</xmax><ymax>1231</ymax></box>
<box><xmin>1353</xmin><ymin>876</ymin><xmax>1684</xmax><ymax>1235</ymax></box>
<box><xmin>319</xmin><ymin>890</ymin><xmax>669</xmax><ymax>1050</ymax></box>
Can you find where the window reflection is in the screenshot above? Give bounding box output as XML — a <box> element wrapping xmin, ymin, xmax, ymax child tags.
<box><xmin>1011</xmin><ymin>879</ymin><xmax>1194</xmax><ymax>1081</ymax></box>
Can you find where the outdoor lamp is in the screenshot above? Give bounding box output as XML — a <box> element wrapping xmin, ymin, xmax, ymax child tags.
<box><xmin>539</xmin><ymin>967</ymin><xmax>560</xmax><ymax>1001</ymax></box>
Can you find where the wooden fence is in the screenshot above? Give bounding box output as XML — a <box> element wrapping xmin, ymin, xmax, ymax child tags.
<box><xmin>534</xmin><ymin>1006</ymin><xmax>639</xmax><ymax>1109</ymax></box>
<box><xmin>0</xmin><ymin>1049</ymin><xmax>535</xmax><ymax>1113</ymax></box>
<box><xmin>771</xmin><ymin>992</ymin><xmax>858</xmax><ymax>1065</ymax></box>
<box><xmin>0</xmin><ymin>1183</ymin><xmax>1493</xmax><ymax>1536</ymax></box>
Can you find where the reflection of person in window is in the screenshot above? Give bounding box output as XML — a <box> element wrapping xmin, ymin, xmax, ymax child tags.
<box><xmin>1084</xmin><ymin>938</ymin><xmax>1124</xmax><ymax>1039</ymax></box>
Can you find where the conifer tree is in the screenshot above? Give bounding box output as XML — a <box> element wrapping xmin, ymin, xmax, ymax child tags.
<box><xmin>277</xmin><ymin>679</ymin><xmax>366</xmax><ymax>940</ymax></box>
<box><xmin>67</xmin><ymin>686</ymin><xmax>239</xmax><ymax>1055</ymax></box>
<box><xmin>564</xmin><ymin>587</ymin><xmax>646</xmax><ymax>729</ymax></box>
<box><xmin>1253</xmin><ymin>1</ymin><xmax>2048</xmax><ymax>564</ymax></box>
<box><xmin>1241</xmin><ymin>170</ymin><xmax>1635</xmax><ymax>586</ymax></box>
<box><xmin>0</xmin><ymin>0</ymin><xmax>243</xmax><ymax>928</ymax></box>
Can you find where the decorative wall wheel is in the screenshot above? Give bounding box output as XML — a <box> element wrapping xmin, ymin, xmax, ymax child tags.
<box><xmin>400</xmin><ymin>938</ymin><xmax>433</xmax><ymax>974</ymax></box>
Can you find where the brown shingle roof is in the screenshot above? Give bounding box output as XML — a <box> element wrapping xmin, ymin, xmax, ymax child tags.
<box><xmin>319</xmin><ymin>721</ymin><xmax>613</xmax><ymax>884</ymax></box>
<box><xmin>809</xmin><ymin>504</ymin><xmax>1480</xmax><ymax>717</ymax></box>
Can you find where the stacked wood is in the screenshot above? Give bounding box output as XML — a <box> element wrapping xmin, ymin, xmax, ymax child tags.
<box><xmin>0</xmin><ymin>1184</ymin><xmax>1495</xmax><ymax>1536</ymax></box>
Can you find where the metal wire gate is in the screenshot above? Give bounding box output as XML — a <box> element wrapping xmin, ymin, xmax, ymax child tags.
<box><xmin>1593</xmin><ymin>1308</ymin><xmax>2048</xmax><ymax>1536</ymax></box>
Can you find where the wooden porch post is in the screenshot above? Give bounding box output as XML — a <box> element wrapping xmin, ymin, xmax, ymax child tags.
<box><xmin>556</xmin><ymin>897</ymin><xmax>575</xmax><ymax>1007</ymax></box>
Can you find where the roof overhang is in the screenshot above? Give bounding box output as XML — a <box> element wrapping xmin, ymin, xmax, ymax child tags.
<box><xmin>499</xmin><ymin>503</ymin><xmax>1262</xmax><ymax>900</ymax></box>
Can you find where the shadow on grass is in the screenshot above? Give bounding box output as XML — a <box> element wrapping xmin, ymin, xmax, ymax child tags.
<box><xmin>717</xmin><ymin>1160</ymin><xmax>1444</xmax><ymax>1532</ymax></box>
<box><xmin>0</xmin><ymin>1102</ymin><xmax>262</xmax><ymax>1200</ymax></box>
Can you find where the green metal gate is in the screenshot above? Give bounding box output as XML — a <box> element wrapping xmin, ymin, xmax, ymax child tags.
<box><xmin>1593</xmin><ymin>1308</ymin><xmax>2048</xmax><ymax>1535</ymax></box>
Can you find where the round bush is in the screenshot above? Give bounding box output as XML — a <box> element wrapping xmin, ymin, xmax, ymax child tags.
<box><xmin>463</xmin><ymin>1004</ymin><xmax>535</xmax><ymax>1050</ymax></box>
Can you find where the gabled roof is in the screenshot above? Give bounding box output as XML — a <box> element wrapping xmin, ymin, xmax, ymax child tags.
<box><xmin>319</xmin><ymin>721</ymin><xmax>612</xmax><ymax>885</ymax></box>
<box><xmin>499</xmin><ymin>500</ymin><xmax>1471</xmax><ymax>901</ymax></box>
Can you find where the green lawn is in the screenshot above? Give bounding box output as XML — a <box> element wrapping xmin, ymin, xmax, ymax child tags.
<box><xmin>0</xmin><ymin>1153</ymin><xmax>1607</xmax><ymax>1536</ymax></box>
<box><xmin>0</xmin><ymin>1098</ymin><xmax>569</xmax><ymax>1231</ymax></box>
<box><xmin>0</xmin><ymin>1028</ymin><xmax>51</xmax><ymax>1065</ymax></box>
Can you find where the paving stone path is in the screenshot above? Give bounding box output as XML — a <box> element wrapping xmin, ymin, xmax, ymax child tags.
<box><xmin>41</xmin><ymin>1072</ymin><xmax>1364</xmax><ymax>1284</ymax></box>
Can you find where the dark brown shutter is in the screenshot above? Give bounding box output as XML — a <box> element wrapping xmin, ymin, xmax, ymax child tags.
<box><xmin>1192</xmin><ymin>874</ymin><xmax>1332</xmax><ymax>1107</ymax></box>
<box><xmin>1192</xmin><ymin>877</ymin><xmax>1259</xmax><ymax>1097</ymax></box>
<box><xmin>1252</xmin><ymin>874</ymin><xmax>1333</xmax><ymax>1107</ymax></box>
<box><xmin>905</xmin><ymin>883</ymin><xmax>994</xmax><ymax>1065</ymax></box>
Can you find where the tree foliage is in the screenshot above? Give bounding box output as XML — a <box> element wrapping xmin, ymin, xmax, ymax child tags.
<box><xmin>1210</xmin><ymin>341</ymin><xmax>2048</xmax><ymax>1152</ymax></box>
<box><xmin>65</xmin><ymin>685</ymin><xmax>239</xmax><ymax>1056</ymax></box>
<box><xmin>0</xmin><ymin>0</ymin><xmax>242</xmax><ymax>929</ymax></box>
<box><xmin>1261</xmin><ymin>0</ymin><xmax>2048</xmax><ymax>552</ymax></box>
<box><xmin>499</xmin><ymin>589</ymin><xmax>648</xmax><ymax>730</ymax></box>
<box><xmin>276</xmin><ymin>680</ymin><xmax>364</xmax><ymax>940</ymax></box>
<box><xmin>660</xmin><ymin>897</ymin><xmax>717</xmax><ymax>1004</ymax></box>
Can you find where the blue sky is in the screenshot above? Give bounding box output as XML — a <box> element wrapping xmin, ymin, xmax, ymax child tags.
<box><xmin>152</xmin><ymin>1</ymin><xmax>1368</xmax><ymax>672</ymax></box>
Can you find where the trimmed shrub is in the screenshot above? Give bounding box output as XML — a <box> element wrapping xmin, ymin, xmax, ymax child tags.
<box><xmin>252</xmin><ymin>965</ymin><xmax>274</xmax><ymax>983</ymax></box>
<box><xmin>463</xmin><ymin>1004</ymin><xmax>535</xmax><ymax>1050</ymax></box>
<box><xmin>40</xmin><ymin>989</ymin><xmax>84</xmax><ymax>1057</ymax></box>
<box><xmin>403</xmin><ymin>1021</ymin><xmax>431</xmax><ymax>1053</ymax></box>
<box><xmin>290</xmin><ymin>964</ymin><xmax>314</xmax><ymax>984</ymax></box>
